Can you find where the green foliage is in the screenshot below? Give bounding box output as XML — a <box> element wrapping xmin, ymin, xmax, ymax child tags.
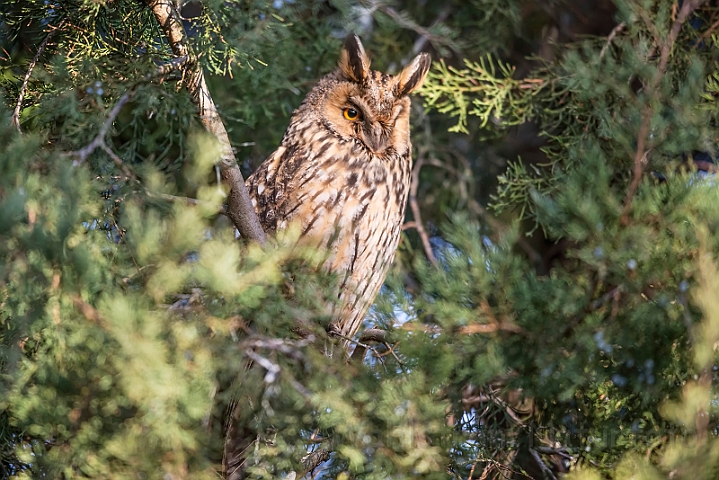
<box><xmin>4</xmin><ymin>0</ymin><xmax>719</xmax><ymax>479</ymax></box>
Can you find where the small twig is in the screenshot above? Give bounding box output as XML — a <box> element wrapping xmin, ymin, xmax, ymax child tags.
<box><xmin>621</xmin><ymin>0</ymin><xmax>706</xmax><ymax>224</ymax></box>
<box><xmin>338</xmin><ymin>332</ymin><xmax>385</xmax><ymax>363</ymax></box>
<box><xmin>409</xmin><ymin>158</ymin><xmax>439</xmax><ymax>267</ymax></box>
<box><xmin>419</xmin><ymin>152</ymin><xmax>544</xmax><ymax>267</ymax></box>
<box><xmin>70</xmin><ymin>295</ymin><xmax>108</xmax><ymax>329</ymax></box>
<box><xmin>144</xmin><ymin>0</ymin><xmax>267</xmax><ymax>245</ymax></box>
<box><xmin>468</xmin><ymin>199</ymin><xmax>543</xmax><ymax>266</ymax></box>
<box><xmin>149</xmin><ymin>192</ymin><xmax>229</xmax><ymax>216</ymax></box>
<box><xmin>376</xmin><ymin>5</ymin><xmax>456</xmax><ymax>54</ymax></box>
<box><xmin>244</xmin><ymin>349</ymin><xmax>280</xmax><ymax>383</ymax></box>
<box><xmin>12</xmin><ymin>21</ymin><xmax>65</xmax><ymax>133</ymax></box>
<box><xmin>302</xmin><ymin>448</ymin><xmax>331</xmax><ymax>473</ymax></box>
<box><xmin>599</xmin><ymin>21</ymin><xmax>626</xmax><ymax>60</ymax></box>
<box><xmin>240</xmin><ymin>335</ymin><xmax>315</xmax><ymax>356</ymax></box>
<box><xmin>70</xmin><ymin>54</ymin><xmax>190</xmax><ymax>170</ymax></box>
<box><xmin>70</xmin><ymin>91</ymin><xmax>135</xmax><ymax>177</ymax></box>
<box><xmin>695</xmin><ymin>16</ymin><xmax>719</xmax><ymax>48</ymax></box>
<box><xmin>589</xmin><ymin>285</ymin><xmax>624</xmax><ymax>310</ymax></box>
<box><xmin>402</xmin><ymin>321</ymin><xmax>523</xmax><ymax>336</ymax></box>
<box><xmin>411</xmin><ymin>5</ymin><xmax>451</xmax><ymax>56</ymax></box>
<box><xmin>402</xmin><ymin>220</ymin><xmax>417</xmax><ymax>230</ymax></box>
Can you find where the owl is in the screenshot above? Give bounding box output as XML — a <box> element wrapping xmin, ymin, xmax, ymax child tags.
<box><xmin>247</xmin><ymin>35</ymin><xmax>431</xmax><ymax>343</ymax></box>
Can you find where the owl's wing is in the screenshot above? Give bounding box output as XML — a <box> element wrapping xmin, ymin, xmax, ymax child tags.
<box><xmin>246</xmin><ymin>145</ymin><xmax>308</xmax><ymax>233</ymax></box>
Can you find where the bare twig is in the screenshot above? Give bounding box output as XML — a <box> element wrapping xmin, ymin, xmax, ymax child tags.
<box><xmin>144</xmin><ymin>0</ymin><xmax>267</xmax><ymax>245</ymax></box>
<box><xmin>375</xmin><ymin>4</ymin><xmax>457</xmax><ymax>54</ymax></box>
<box><xmin>416</xmin><ymin>152</ymin><xmax>544</xmax><ymax>267</ymax></box>
<box><xmin>468</xmin><ymin>199</ymin><xmax>543</xmax><ymax>266</ymax></box>
<box><xmin>599</xmin><ymin>21</ymin><xmax>626</xmax><ymax>60</ymax></box>
<box><xmin>70</xmin><ymin>91</ymin><xmax>135</xmax><ymax>177</ymax></box>
<box><xmin>695</xmin><ymin>15</ymin><xmax>719</xmax><ymax>47</ymax></box>
<box><xmin>411</xmin><ymin>5</ymin><xmax>451</xmax><ymax>56</ymax></box>
<box><xmin>243</xmin><ymin>348</ymin><xmax>312</xmax><ymax>399</ymax></box>
<box><xmin>409</xmin><ymin>158</ymin><xmax>439</xmax><ymax>267</ymax></box>
<box><xmin>338</xmin><ymin>331</ymin><xmax>385</xmax><ymax>363</ymax></box>
<box><xmin>621</xmin><ymin>0</ymin><xmax>706</xmax><ymax>224</ymax></box>
<box><xmin>350</xmin><ymin>328</ymin><xmax>396</xmax><ymax>363</ymax></box>
<box><xmin>528</xmin><ymin>448</ymin><xmax>557</xmax><ymax>480</ymax></box>
<box><xmin>11</xmin><ymin>21</ymin><xmax>65</xmax><ymax>133</ymax></box>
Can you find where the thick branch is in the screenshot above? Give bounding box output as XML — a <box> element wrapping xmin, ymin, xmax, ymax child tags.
<box><xmin>621</xmin><ymin>0</ymin><xmax>706</xmax><ymax>224</ymax></box>
<box><xmin>144</xmin><ymin>0</ymin><xmax>267</xmax><ymax>245</ymax></box>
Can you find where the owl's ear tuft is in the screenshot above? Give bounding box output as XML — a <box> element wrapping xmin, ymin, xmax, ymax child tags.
<box><xmin>396</xmin><ymin>53</ymin><xmax>431</xmax><ymax>96</ymax></box>
<box><xmin>339</xmin><ymin>34</ymin><xmax>371</xmax><ymax>83</ymax></box>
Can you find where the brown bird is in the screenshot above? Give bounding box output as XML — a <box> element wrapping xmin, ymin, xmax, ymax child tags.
<box><xmin>247</xmin><ymin>35</ymin><xmax>431</xmax><ymax>341</ymax></box>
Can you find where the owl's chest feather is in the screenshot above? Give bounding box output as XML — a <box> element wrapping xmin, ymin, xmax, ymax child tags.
<box><xmin>247</xmin><ymin>139</ymin><xmax>412</xmax><ymax>337</ymax></box>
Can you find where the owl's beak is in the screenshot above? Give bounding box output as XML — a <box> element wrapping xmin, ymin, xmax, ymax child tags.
<box><xmin>363</xmin><ymin>123</ymin><xmax>387</xmax><ymax>154</ymax></box>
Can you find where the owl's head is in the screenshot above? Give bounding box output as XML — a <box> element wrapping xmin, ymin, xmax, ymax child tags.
<box><xmin>297</xmin><ymin>35</ymin><xmax>431</xmax><ymax>157</ymax></box>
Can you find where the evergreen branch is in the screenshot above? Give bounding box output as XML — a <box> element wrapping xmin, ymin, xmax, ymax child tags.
<box><xmin>598</xmin><ymin>21</ymin><xmax>625</xmax><ymax>60</ymax></box>
<box><xmin>150</xmin><ymin>192</ymin><xmax>229</xmax><ymax>216</ymax></box>
<box><xmin>144</xmin><ymin>0</ymin><xmax>267</xmax><ymax>246</ymax></box>
<box><xmin>374</xmin><ymin>3</ymin><xmax>457</xmax><ymax>54</ymax></box>
<box><xmin>11</xmin><ymin>20</ymin><xmax>64</xmax><ymax>133</ymax></box>
<box><xmin>70</xmin><ymin>91</ymin><xmax>135</xmax><ymax>178</ymax></box>
<box><xmin>350</xmin><ymin>328</ymin><xmax>406</xmax><ymax>366</ymax></box>
<box><xmin>695</xmin><ymin>15</ymin><xmax>719</xmax><ymax>47</ymax></box>
<box><xmin>421</xmin><ymin>57</ymin><xmax>549</xmax><ymax>133</ymax></box>
<box><xmin>302</xmin><ymin>448</ymin><xmax>331</xmax><ymax>473</ymax></box>
<box><xmin>70</xmin><ymin>295</ymin><xmax>108</xmax><ymax>329</ymax></box>
<box><xmin>412</xmin><ymin>150</ymin><xmax>544</xmax><ymax>267</ymax></box>
<box><xmin>401</xmin><ymin>320</ymin><xmax>523</xmax><ymax>336</ymax></box>
<box><xmin>409</xmin><ymin>157</ymin><xmax>439</xmax><ymax>267</ymax></box>
<box><xmin>69</xmin><ymin>57</ymin><xmax>190</xmax><ymax>176</ymax></box>
<box><xmin>621</xmin><ymin>0</ymin><xmax>706</xmax><ymax>224</ymax></box>
<box><xmin>337</xmin><ymin>331</ymin><xmax>387</xmax><ymax>365</ymax></box>
<box><xmin>410</xmin><ymin>5</ymin><xmax>451</xmax><ymax>56</ymax></box>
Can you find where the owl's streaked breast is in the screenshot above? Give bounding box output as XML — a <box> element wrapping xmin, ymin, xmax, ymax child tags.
<box><xmin>248</xmin><ymin>138</ymin><xmax>411</xmax><ymax>339</ymax></box>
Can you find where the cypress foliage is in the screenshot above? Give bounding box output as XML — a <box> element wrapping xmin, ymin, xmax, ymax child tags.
<box><xmin>2</xmin><ymin>1</ymin><xmax>719</xmax><ymax>479</ymax></box>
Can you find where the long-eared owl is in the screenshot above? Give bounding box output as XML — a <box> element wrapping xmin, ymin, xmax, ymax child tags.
<box><xmin>247</xmin><ymin>35</ymin><xmax>431</xmax><ymax>342</ymax></box>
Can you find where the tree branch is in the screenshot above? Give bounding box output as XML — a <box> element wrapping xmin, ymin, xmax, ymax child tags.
<box><xmin>11</xmin><ymin>21</ymin><xmax>64</xmax><ymax>133</ymax></box>
<box><xmin>408</xmin><ymin>157</ymin><xmax>439</xmax><ymax>267</ymax></box>
<box><xmin>621</xmin><ymin>0</ymin><xmax>706</xmax><ymax>224</ymax></box>
<box><xmin>70</xmin><ymin>91</ymin><xmax>135</xmax><ymax>178</ymax></box>
<box><xmin>144</xmin><ymin>0</ymin><xmax>267</xmax><ymax>245</ymax></box>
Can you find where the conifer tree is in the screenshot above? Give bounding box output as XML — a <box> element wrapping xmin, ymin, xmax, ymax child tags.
<box><xmin>2</xmin><ymin>1</ymin><xmax>719</xmax><ymax>479</ymax></box>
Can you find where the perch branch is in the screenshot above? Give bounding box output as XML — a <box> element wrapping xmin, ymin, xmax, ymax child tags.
<box><xmin>11</xmin><ymin>21</ymin><xmax>64</xmax><ymax>133</ymax></box>
<box><xmin>621</xmin><ymin>0</ymin><xmax>705</xmax><ymax>224</ymax></box>
<box><xmin>144</xmin><ymin>0</ymin><xmax>267</xmax><ymax>245</ymax></box>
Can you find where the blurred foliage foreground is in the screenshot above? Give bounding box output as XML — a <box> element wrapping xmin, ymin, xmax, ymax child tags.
<box><xmin>3</xmin><ymin>0</ymin><xmax>719</xmax><ymax>479</ymax></box>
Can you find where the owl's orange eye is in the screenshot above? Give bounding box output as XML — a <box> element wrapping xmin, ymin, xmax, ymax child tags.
<box><xmin>343</xmin><ymin>107</ymin><xmax>360</xmax><ymax>121</ymax></box>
